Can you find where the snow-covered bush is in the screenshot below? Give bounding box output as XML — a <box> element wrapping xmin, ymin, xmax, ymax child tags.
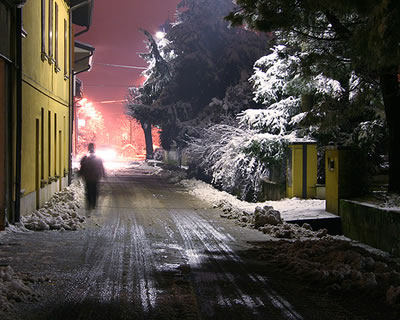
<box><xmin>188</xmin><ymin>125</ymin><xmax>264</xmax><ymax>200</ymax></box>
<box><xmin>187</xmin><ymin>124</ymin><xmax>291</xmax><ymax>201</ymax></box>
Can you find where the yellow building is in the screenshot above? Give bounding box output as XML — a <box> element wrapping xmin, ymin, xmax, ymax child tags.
<box><xmin>16</xmin><ymin>0</ymin><xmax>94</xmax><ymax>217</ymax></box>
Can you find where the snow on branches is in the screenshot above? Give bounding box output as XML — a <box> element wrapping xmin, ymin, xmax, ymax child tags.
<box><xmin>238</xmin><ymin>97</ymin><xmax>301</xmax><ymax>135</ymax></box>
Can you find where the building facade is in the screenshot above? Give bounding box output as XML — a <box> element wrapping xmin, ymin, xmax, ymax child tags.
<box><xmin>18</xmin><ymin>0</ymin><xmax>94</xmax><ymax>217</ymax></box>
<box><xmin>19</xmin><ymin>0</ymin><xmax>72</xmax><ymax>215</ymax></box>
<box><xmin>0</xmin><ymin>0</ymin><xmax>94</xmax><ymax>227</ymax></box>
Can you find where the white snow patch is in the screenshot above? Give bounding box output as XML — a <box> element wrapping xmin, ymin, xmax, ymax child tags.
<box><xmin>179</xmin><ymin>178</ymin><xmax>327</xmax><ymax>220</ymax></box>
<box><xmin>15</xmin><ymin>179</ymin><xmax>85</xmax><ymax>232</ymax></box>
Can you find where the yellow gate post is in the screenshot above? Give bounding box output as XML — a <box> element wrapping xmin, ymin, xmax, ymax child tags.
<box><xmin>325</xmin><ymin>145</ymin><xmax>368</xmax><ymax>215</ymax></box>
<box><xmin>287</xmin><ymin>142</ymin><xmax>317</xmax><ymax>199</ymax></box>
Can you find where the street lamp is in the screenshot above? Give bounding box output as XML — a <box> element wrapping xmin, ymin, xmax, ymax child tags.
<box><xmin>155</xmin><ymin>31</ymin><xmax>165</xmax><ymax>40</ymax></box>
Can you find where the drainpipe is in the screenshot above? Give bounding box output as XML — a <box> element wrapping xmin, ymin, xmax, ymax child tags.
<box><xmin>67</xmin><ymin>0</ymin><xmax>92</xmax><ymax>185</ymax></box>
<box><xmin>75</xmin><ymin>26</ymin><xmax>90</xmax><ymax>38</ymax></box>
<box><xmin>14</xmin><ymin>5</ymin><xmax>23</xmax><ymax>222</ymax></box>
<box><xmin>68</xmin><ymin>11</ymin><xmax>73</xmax><ymax>185</ymax></box>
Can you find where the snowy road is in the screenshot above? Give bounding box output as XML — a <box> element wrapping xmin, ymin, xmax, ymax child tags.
<box><xmin>1</xmin><ymin>166</ymin><xmax>398</xmax><ymax>319</ymax></box>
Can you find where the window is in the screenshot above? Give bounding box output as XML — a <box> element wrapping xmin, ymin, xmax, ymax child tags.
<box><xmin>54</xmin><ymin>2</ymin><xmax>60</xmax><ymax>71</ymax></box>
<box><xmin>41</xmin><ymin>0</ymin><xmax>46</xmax><ymax>59</ymax></box>
<box><xmin>48</xmin><ymin>0</ymin><xmax>53</xmax><ymax>62</ymax></box>
<box><xmin>54</xmin><ymin>113</ymin><xmax>57</xmax><ymax>176</ymax></box>
<box><xmin>48</xmin><ymin>111</ymin><xmax>51</xmax><ymax>177</ymax></box>
<box><xmin>64</xmin><ymin>19</ymin><xmax>68</xmax><ymax>77</ymax></box>
<box><xmin>41</xmin><ymin>108</ymin><xmax>44</xmax><ymax>180</ymax></box>
<box><xmin>0</xmin><ymin>2</ymin><xmax>11</xmax><ymax>59</ymax></box>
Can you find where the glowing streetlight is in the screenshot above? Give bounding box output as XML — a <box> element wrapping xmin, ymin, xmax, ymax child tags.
<box><xmin>155</xmin><ymin>31</ymin><xmax>165</xmax><ymax>39</ymax></box>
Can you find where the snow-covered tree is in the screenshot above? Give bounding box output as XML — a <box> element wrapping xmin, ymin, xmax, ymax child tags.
<box><xmin>126</xmin><ymin>0</ymin><xmax>269</xmax><ymax>151</ymax></box>
<box><xmin>77</xmin><ymin>104</ymin><xmax>104</xmax><ymax>154</ymax></box>
<box><xmin>125</xmin><ymin>29</ymin><xmax>173</xmax><ymax>159</ymax></box>
<box><xmin>227</xmin><ymin>0</ymin><xmax>398</xmax><ymax>193</ymax></box>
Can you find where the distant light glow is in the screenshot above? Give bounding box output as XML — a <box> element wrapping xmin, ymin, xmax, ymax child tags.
<box><xmin>78</xmin><ymin>119</ymin><xmax>86</xmax><ymax>127</ymax></box>
<box><xmin>155</xmin><ymin>31</ymin><xmax>166</xmax><ymax>39</ymax></box>
<box><xmin>96</xmin><ymin>148</ymin><xmax>117</xmax><ymax>161</ymax></box>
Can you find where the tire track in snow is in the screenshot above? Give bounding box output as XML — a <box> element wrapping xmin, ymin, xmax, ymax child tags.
<box><xmin>171</xmin><ymin>210</ymin><xmax>303</xmax><ymax>320</ymax></box>
<box><xmin>63</xmin><ymin>207</ymin><xmax>126</xmax><ymax>303</ymax></box>
<box><xmin>126</xmin><ymin>212</ymin><xmax>158</xmax><ymax>312</ymax></box>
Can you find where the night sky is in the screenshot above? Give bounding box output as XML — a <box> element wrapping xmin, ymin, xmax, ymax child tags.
<box><xmin>77</xmin><ymin>0</ymin><xmax>181</xmax><ymax>120</ymax></box>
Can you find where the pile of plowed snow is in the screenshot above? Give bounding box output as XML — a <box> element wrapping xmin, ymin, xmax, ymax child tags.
<box><xmin>179</xmin><ymin>178</ymin><xmax>400</xmax><ymax>306</ymax></box>
<box><xmin>0</xmin><ymin>266</ymin><xmax>36</xmax><ymax>312</ymax></box>
<box><xmin>19</xmin><ymin>179</ymin><xmax>85</xmax><ymax>231</ymax></box>
<box><xmin>255</xmin><ymin>238</ymin><xmax>400</xmax><ymax>305</ymax></box>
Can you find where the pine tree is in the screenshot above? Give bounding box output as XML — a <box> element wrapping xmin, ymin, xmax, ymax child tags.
<box><xmin>227</xmin><ymin>0</ymin><xmax>400</xmax><ymax>193</ymax></box>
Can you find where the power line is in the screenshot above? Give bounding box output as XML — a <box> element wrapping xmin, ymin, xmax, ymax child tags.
<box><xmin>95</xmin><ymin>62</ymin><xmax>147</xmax><ymax>70</ymax></box>
<box><xmin>84</xmin><ymin>84</ymin><xmax>135</xmax><ymax>88</ymax></box>
<box><xmin>97</xmin><ymin>99</ymin><xmax>126</xmax><ymax>104</ymax></box>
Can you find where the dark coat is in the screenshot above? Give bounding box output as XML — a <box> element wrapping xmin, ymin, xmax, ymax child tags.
<box><xmin>79</xmin><ymin>154</ymin><xmax>105</xmax><ymax>182</ymax></box>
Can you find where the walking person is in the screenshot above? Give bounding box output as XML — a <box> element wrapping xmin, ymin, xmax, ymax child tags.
<box><xmin>79</xmin><ymin>143</ymin><xmax>105</xmax><ymax>213</ymax></box>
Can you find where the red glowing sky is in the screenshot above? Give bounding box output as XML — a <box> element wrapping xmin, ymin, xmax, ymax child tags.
<box><xmin>77</xmin><ymin>0</ymin><xmax>181</xmax><ymax>119</ymax></box>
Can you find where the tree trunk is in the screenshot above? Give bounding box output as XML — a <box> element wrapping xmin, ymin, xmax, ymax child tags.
<box><xmin>301</xmin><ymin>94</ymin><xmax>313</xmax><ymax>112</ymax></box>
<box><xmin>141</xmin><ymin>121</ymin><xmax>154</xmax><ymax>159</ymax></box>
<box><xmin>380</xmin><ymin>68</ymin><xmax>400</xmax><ymax>194</ymax></box>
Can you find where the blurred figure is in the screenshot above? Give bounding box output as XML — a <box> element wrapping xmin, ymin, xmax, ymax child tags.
<box><xmin>79</xmin><ymin>143</ymin><xmax>105</xmax><ymax>212</ymax></box>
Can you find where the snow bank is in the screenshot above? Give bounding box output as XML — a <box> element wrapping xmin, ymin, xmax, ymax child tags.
<box><xmin>256</xmin><ymin>238</ymin><xmax>400</xmax><ymax>305</ymax></box>
<box><xmin>18</xmin><ymin>179</ymin><xmax>85</xmax><ymax>232</ymax></box>
<box><xmin>180</xmin><ymin>178</ymin><xmax>400</xmax><ymax>305</ymax></box>
<box><xmin>0</xmin><ymin>266</ymin><xmax>35</xmax><ymax>312</ymax></box>
<box><xmin>180</xmin><ymin>178</ymin><xmax>325</xmax><ymax>217</ymax></box>
<box><xmin>376</xmin><ymin>193</ymin><xmax>400</xmax><ymax>211</ymax></box>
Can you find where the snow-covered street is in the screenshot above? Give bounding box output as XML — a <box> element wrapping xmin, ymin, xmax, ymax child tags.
<box><xmin>0</xmin><ymin>164</ymin><xmax>399</xmax><ymax>319</ymax></box>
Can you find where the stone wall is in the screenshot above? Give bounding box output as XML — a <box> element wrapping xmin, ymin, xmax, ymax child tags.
<box><xmin>340</xmin><ymin>200</ymin><xmax>400</xmax><ymax>255</ymax></box>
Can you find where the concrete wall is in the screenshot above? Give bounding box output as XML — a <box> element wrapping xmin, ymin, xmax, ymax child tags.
<box><xmin>21</xmin><ymin>175</ymin><xmax>69</xmax><ymax>216</ymax></box>
<box><xmin>163</xmin><ymin>149</ymin><xmax>188</xmax><ymax>167</ymax></box>
<box><xmin>340</xmin><ymin>199</ymin><xmax>400</xmax><ymax>255</ymax></box>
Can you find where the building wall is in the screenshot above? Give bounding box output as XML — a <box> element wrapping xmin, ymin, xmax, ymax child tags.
<box><xmin>0</xmin><ymin>0</ymin><xmax>14</xmax><ymax>229</ymax></box>
<box><xmin>20</xmin><ymin>0</ymin><xmax>70</xmax><ymax>215</ymax></box>
<box><xmin>0</xmin><ymin>59</ymin><xmax>6</xmax><ymax>229</ymax></box>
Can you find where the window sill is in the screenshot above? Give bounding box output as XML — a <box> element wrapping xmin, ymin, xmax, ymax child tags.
<box><xmin>40</xmin><ymin>180</ymin><xmax>49</xmax><ymax>188</ymax></box>
<box><xmin>41</xmin><ymin>52</ymin><xmax>49</xmax><ymax>62</ymax></box>
<box><xmin>21</xmin><ymin>28</ymin><xmax>28</xmax><ymax>38</ymax></box>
